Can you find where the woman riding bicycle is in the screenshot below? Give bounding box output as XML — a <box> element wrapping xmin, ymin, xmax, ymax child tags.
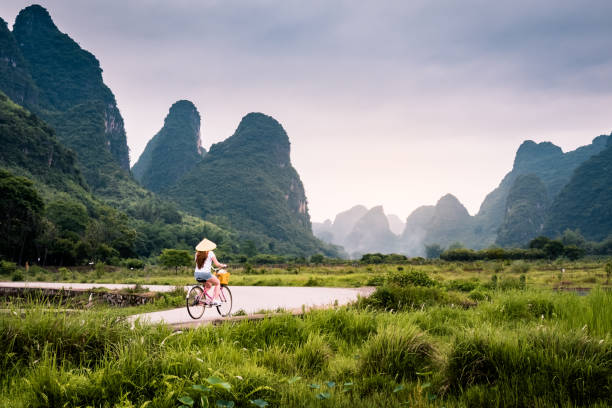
<box><xmin>194</xmin><ymin>238</ymin><xmax>227</xmax><ymax>306</ymax></box>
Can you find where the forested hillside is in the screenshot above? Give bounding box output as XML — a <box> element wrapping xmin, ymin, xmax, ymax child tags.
<box><xmin>132</xmin><ymin>100</ymin><xmax>205</xmax><ymax>192</ymax></box>
<box><xmin>545</xmin><ymin>141</ymin><xmax>612</xmax><ymax>241</ymax></box>
<box><xmin>473</xmin><ymin>136</ymin><xmax>610</xmax><ymax>246</ymax></box>
<box><xmin>10</xmin><ymin>5</ymin><xmax>131</xmax><ymax>190</ymax></box>
<box><xmin>165</xmin><ymin>112</ymin><xmax>338</xmax><ymax>256</ymax></box>
<box><xmin>496</xmin><ymin>174</ymin><xmax>549</xmax><ymax>247</ymax></box>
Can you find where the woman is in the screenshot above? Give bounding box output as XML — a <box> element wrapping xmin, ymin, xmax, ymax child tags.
<box><xmin>194</xmin><ymin>238</ymin><xmax>227</xmax><ymax>306</ymax></box>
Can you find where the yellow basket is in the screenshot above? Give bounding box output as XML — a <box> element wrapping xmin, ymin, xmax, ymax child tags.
<box><xmin>216</xmin><ymin>270</ymin><xmax>230</xmax><ymax>285</ymax></box>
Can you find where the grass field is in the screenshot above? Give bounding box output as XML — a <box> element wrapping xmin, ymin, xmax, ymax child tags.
<box><xmin>4</xmin><ymin>258</ymin><xmax>611</xmax><ymax>291</ymax></box>
<box><xmin>1</xmin><ymin>262</ymin><xmax>610</xmax><ymax>407</ymax></box>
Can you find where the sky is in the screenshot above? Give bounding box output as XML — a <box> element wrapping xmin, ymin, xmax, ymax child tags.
<box><xmin>2</xmin><ymin>1</ymin><xmax>612</xmax><ymax>222</ymax></box>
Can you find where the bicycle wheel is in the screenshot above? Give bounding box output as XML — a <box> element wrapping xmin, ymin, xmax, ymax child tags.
<box><xmin>186</xmin><ymin>286</ymin><xmax>205</xmax><ymax>319</ymax></box>
<box><xmin>216</xmin><ymin>285</ymin><xmax>233</xmax><ymax>317</ymax></box>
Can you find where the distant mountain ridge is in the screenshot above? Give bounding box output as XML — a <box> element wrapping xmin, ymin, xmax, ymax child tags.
<box><xmin>317</xmin><ymin>134</ymin><xmax>612</xmax><ymax>257</ymax></box>
<box><xmin>313</xmin><ymin>205</ymin><xmax>399</xmax><ymax>257</ymax></box>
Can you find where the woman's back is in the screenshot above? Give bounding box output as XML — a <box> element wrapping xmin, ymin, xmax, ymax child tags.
<box><xmin>195</xmin><ymin>250</ymin><xmax>215</xmax><ymax>274</ymax></box>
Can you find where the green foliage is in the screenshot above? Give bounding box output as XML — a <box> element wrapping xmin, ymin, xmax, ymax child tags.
<box><xmin>360</xmin><ymin>285</ymin><xmax>466</xmax><ymax>311</ymax></box>
<box><xmin>447</xmin><ymin>328</ymin><xmax>611</xmax><ymax>406</ymax></box>
<box><xmin>165</xmin><ymin>113</ymin><xmax>337</xmax><ymax>257</ymax></box>
<box><xmin>441</xmin><ymin>247</ymin><xmax>547</xmax><ymax>261</ymax></box>
<box><xmin>478</xmin><ymin>136</ymin><xmax>610</xmax><ymax>250</ymax></box>
<box><xmin>545</xmin><ymin>140</ymin><xmax>612</xmax><ymax>241</ymax></box>
<box><xmin>359</xmin><ymin>325</ymin><xmax>437</xmax><ymax>380</ymax></box>
<box><xmin>122</xmin><ymin>258</ymin><xmax>145</xmax><ymax>269</ymax></box>
<box><xmin>0</xmin><ymin>169</ymin><xmax>44</xmax><ymax>263</ymax></box>
<box><xmin>249</xmin><ymin>254</ymin><xmax>286</xmax><ymax>264</ymax></box>
<box><xmin>361</xmin><ymin>253</ymin><xmax>407</xmax><ymax>264</ymax></box>
<box><xmin>509</xmin><ymin>260</ymin><xmax>530</xmax><ymax>274</ymax></box>
<box><xmin>159</xmin><ymin>249</ymin><xmax>192</xmax><ymax>273</ymax></box>
<box><xmin>387</xmin><ymin>269</ymin><xmax>435</xmax><ymax>287</ymax></box>
<box><xmin>132</xmin><ymin>100</ymin><xmax>204</xmax><ymax>192</ymax></box>
<box><xmin>294</xmin><ymin>333</ymin><xmax>331</xmax><ymax>374</ymax></box>
<box><xmin>0</xmin><ymin>260</ymin><xmax>17</xmax><ymax>275</ymax></box>
<box><xmin>425</xmin><ymin>244</ymin><xmax>444</xmax><ymax>259</ymax></box>
<box><xmin>446</xmin><ymin>279</ymin><xmax>478</xmax><ymax>292</ymax></box>
<box><xmin>46</xmin><ymin>198</ymin><xmax>88</xmax><ymax>235</ymax></box>
<box><xmin>0</xmin><ymin>91</ymin><xmax>84</xmax><ymax>188</ymax></box>
<box><xmin>0</xmin><ymin>286</ymin><xmax>610</xmax><ymax>407</ymax></box>
<box><xmin>12</xmin><ymin>5</ymin><xmax>130</xmax><ymax>181</ymax></box>
<box><xmin>563</xmin><ymin>245</ymin><xmax>585</xmax><ymax>261</ymax></box>
<box><xmin>496</xmin><ymin>174</ymin><xmax>548</xmax><ymax>247</ymax></box>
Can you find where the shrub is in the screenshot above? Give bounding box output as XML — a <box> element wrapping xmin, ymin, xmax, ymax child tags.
<box><xmin>0</xmin><ymin>260</ymin><xmax>17</xmax><ymax>275</ymax></box>
<box><xmin>387</xmin><ymin>269</ymin><xmax>435</xmax><ymax>287</ymax></box>
<box><xmin>498</xmin><ymin>277</ymin><xmax>523</xmax><ymax>291</ymax></box>
<box><xmin>11</xmin><ymin>269</ymin><xmax>23</xmax><ymax>281</ymax></box>
<box><xmin>58</xmin><ymin>267</ymin><xmax>71</xmax><ymax>280</ymax></box>
<box><xmin>304</xmin><ymin>277</ymin><xmax>322</xmax><ymax>287</ymax></box>
<box><xmin>250</xmin><ymin>254</ymin><xmax>286</xmax><ymax>264</ymax></box>
<box><xmin>447</xmin><ymin>329</ymin><xmax>611</xmax><ymax>406</ymax></box>
<box><xmin>259</xmin><ymin>346</ymin><xmax>296</xmax><ymax>374</ymax></box>
<box><xmin>468</xmin><ymin>290</ymin><xmax>490</xmax><ymax>302</ymax></box>
<box><xmin>295</xmin><ymin>333</ymin><xmax>332</xmax><ymax>374</ymax></box>
<box><xmin>122</xmin><ymin>258</ymin><xmax>145</xmax><ymax>269</ymax></box>
<box><xmin>447</xmin><ymin>279</ymin><xmax>478</xmax><ymax>292</ymax></box>
<box><xmin>366</xmin><ymin>274</ymin><xmax>385</xmax><ymax>286</ymax></box>
<box><xmin>305</xmin><ymin>309</ymin><xmax>377</xmax><ymax>346</ymax></box>
<box><xmin>359</xmin><ymin>325</ymin><xmax>437</xmax><ymax>380</ymax></box>
<box><xmin>509</xmin><ymin>260</ymin><xmax>530</xmax><ymax>274</ymax></box>
<box><xmin>360</xmin><ymin>285</ymin><xmax>469</xmax><ymax>311</ymax></box>
<box><xmin>227</xmin><ymin>314</ymin><xmax>308</xmax><ymax>348</ymax></box>
<box><xmin>493</xmin><ymin>292</ymin><xmax>557</xmax><ymax>321</ymax></box>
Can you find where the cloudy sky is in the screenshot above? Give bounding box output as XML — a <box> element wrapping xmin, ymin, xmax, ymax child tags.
<box><xmin>2</xmin><ymin>1</ymin><xmax>612</xmax><ymax>222</ymax></box>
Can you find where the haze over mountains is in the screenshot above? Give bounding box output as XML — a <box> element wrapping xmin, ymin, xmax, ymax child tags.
<box><xmin>315</xmin><ymin>135</ymin><xmax>612</xmax><ymax>258</ymax></box>
<box><xmin>1</xmin><ymin>4</ymin><xmax>611</xmax><ymax>263</ymax></box>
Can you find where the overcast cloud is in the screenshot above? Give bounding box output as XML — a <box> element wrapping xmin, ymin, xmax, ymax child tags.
<box><xmin>2</xmin><ymin>1</ymin><xmax>612</xmax><ymax>221</ymax></box>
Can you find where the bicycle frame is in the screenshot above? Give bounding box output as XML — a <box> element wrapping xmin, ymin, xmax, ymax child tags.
<box><xmin>194</xmin><ymin>283</ymin><xmax>228</xmax><ymax>306</ymax></box>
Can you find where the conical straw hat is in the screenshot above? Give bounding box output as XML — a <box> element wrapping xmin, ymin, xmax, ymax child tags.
<box><xmin>195</xmin><ymin>238</ymin><xmax>217</xmax><ymax>251</ymax></box>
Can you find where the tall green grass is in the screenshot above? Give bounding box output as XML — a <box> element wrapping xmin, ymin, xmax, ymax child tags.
<box><xmin>1</xmin><ymin>286</ymin><xmax>610</xmax><ymax>407</ymax></box>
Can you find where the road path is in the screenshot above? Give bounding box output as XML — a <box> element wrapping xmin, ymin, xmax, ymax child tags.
<box><xmin>1</xmin><ymin>281</ymin><xmax>374</xmax><ymax>327</ymax></box>
<box><xmin>130</xmin><ymin>286</ymin><xmax>373</xmax><ymax>327</ymax></box>
<box><xmin>0</xmin><ymin>281</ymin><xmax>179</xmax><ymax>292</ymax></box>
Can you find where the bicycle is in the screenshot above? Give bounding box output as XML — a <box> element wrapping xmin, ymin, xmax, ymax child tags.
<box><xmin>186</xmin><ymin>267</ymin><xmax>233</xmax><ymax>319</ymax></box>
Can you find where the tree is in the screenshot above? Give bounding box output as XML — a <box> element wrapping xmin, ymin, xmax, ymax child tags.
<box><xmin>47</xmin><ymin>199</ymin><xmax>88</xmax><ymax>235</ymax></box>
<box><xmin>563</xmin><ymin>245</ymin><xmax>585</xmax><ymax>261</ymax></box>
<box><xmin>310</xmin><ymin>254</ymin><xmax>324</xmax><ymax>264</ymax></box>
<box><xmin>543</xmin><ymin>240</ymin><xmax>565</xmax><ymax>260</ymax></box>
<box><xmin>242</xmin><ymin>240</ymin><xmax>257</xmax><ymax>258</ymax></box>
<box><xmin>159</xmin><ymin>249</ymin><xmax>192</xmax><ymax>274</ymax></box>
<box><xmin>560</xmin><ymin>229</ymin><xmax>586</xmax><ymax>248</ymax></box>
<box><xmin>425</xmin><ymin>244</ymin><xmax>444</xmax><ymax>259</ymax></box>
<box><xmin>0</xmin><ymin>170</ymin><xmax>44</xmax><ymax>264</ymax></box>
<box><xmin>529</xmin><ymin>236</ymin><xmax>551</xmax><ymax>250</ymax></box>
<box><xmin>448</xmin><ymin>242</ymin><xmax>464</xmax><ymax>250</ymax></box>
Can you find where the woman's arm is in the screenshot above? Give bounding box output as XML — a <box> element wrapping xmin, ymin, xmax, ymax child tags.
<box><xmin>211</xmin><ymin>253</ymin><xmax>227</xmax><ymax>268</ymax></box>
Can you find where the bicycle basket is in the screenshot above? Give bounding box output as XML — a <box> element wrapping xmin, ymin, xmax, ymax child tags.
<box><xmin>216</xmin><ymin>270</ymin><xmax>230</xmax><ymax>284</ymax></box>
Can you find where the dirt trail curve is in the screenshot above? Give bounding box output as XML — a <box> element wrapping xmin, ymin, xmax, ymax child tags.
<box><xmin>0</xmin><ymin>282</ymin><xmax>374</xmax><ymax>329</ymax></box>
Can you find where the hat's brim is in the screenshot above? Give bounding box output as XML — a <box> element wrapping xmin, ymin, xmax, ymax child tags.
<box><xmin>195</xmin><ymin>239</ymin><xmax>217</xmax><ymax>251</ymax></box>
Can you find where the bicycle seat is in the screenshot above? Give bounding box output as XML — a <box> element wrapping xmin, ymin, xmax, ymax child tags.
<box><xmin>195</xmin><ymin>277</ymin><xmax>208</xmax><ymax>283</ymax></box>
